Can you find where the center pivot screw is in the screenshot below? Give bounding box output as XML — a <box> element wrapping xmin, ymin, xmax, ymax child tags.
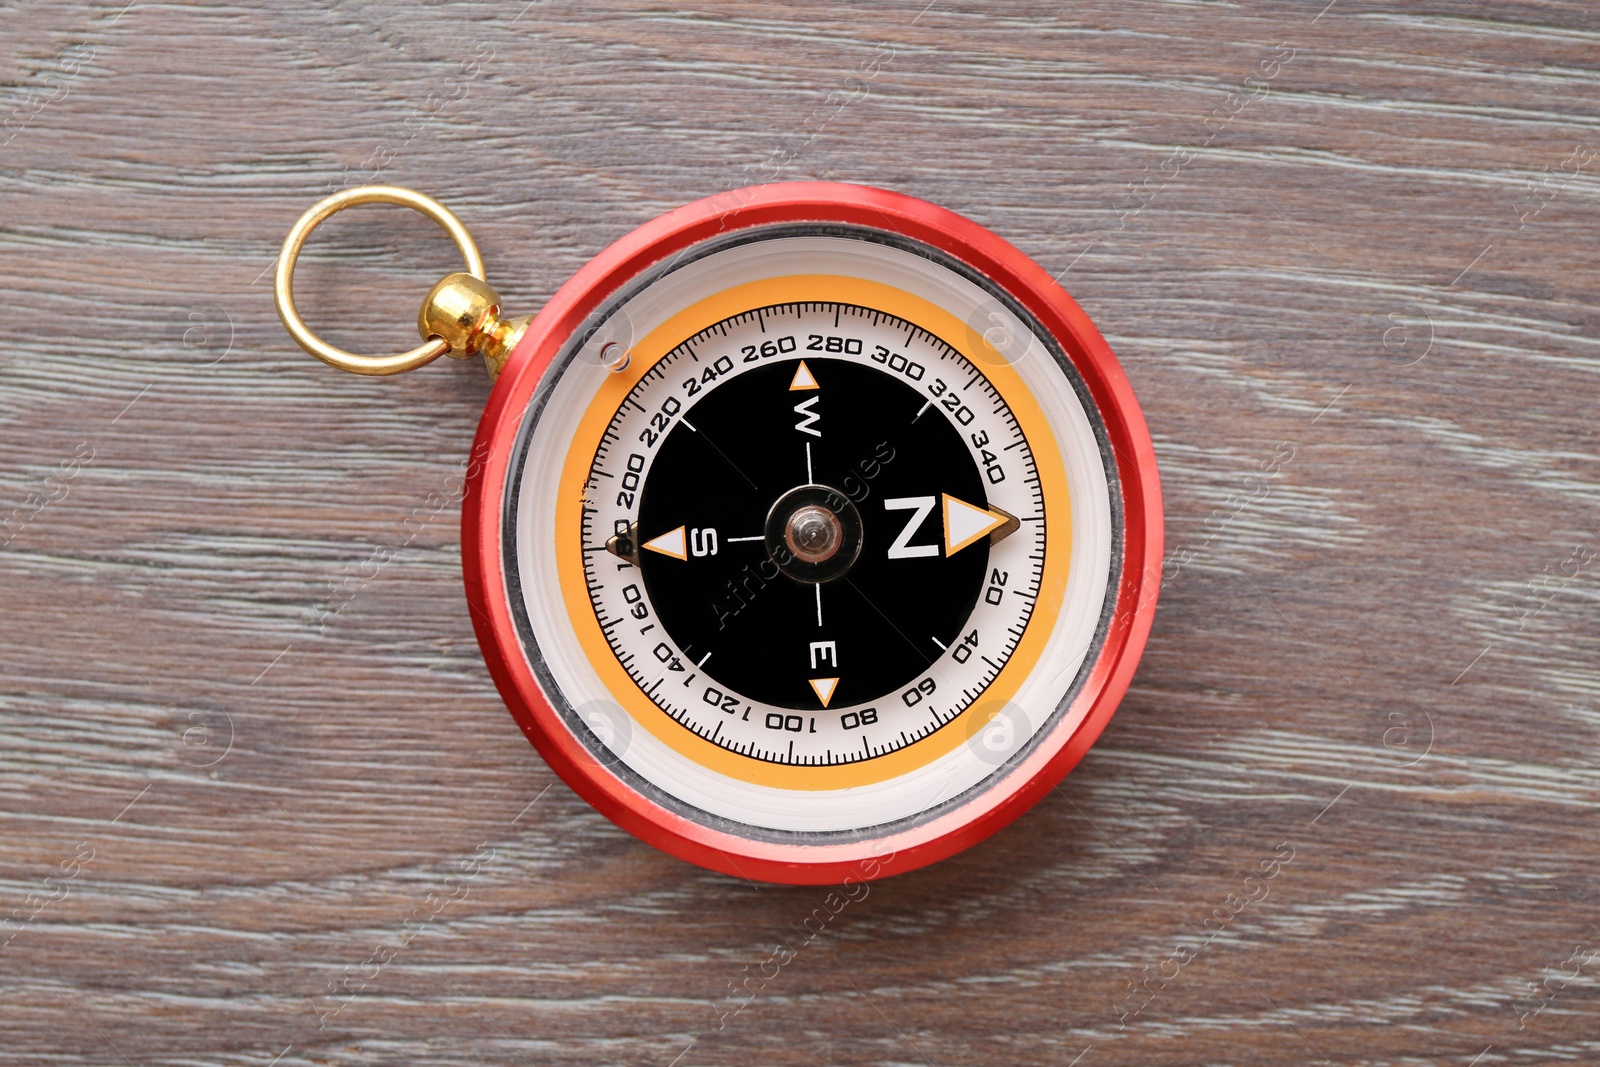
<box><xmin>786</xmin><ymin>505</ymin><xmax>844</xmax><ymax>564</ymax></box>
<box><xmin>764</xmin><ymin>484</ymin><xmax>864</xmax><ymax>584</ymax></box>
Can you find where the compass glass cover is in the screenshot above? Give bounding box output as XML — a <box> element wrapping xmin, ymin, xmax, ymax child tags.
<box><xmin>506</xmin><ymin>227</ymin><xmax>1116</xmax><ymax>838</ymax></box>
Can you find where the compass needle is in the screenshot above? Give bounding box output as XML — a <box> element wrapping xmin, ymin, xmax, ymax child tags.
<box><xmin>942</xmin><ymin>495</ymin><xmax>1016</xmax><ymax>556</ymax></box>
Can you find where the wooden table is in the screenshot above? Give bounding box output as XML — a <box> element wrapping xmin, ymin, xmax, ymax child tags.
<box><xmin>3</xmin><ymin>2</ymin><xmax>1598</xmax><ymax>1063</ymax></box>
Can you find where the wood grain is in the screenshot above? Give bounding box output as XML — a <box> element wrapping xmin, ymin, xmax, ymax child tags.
<box><xmin>3</xmin><ymin>1</ymin><xmax>1599</xmax><ymax>1063</ymax></box>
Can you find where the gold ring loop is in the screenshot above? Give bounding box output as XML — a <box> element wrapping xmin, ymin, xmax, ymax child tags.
<box><xmin>274</xmin><ymin>185</ymin><xmax>486</xmax><ymax>376</ymax></box>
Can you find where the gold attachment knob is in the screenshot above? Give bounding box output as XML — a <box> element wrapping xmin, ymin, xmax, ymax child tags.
<box><xmin>274</xmin><ymin>185</ymin><xmax>525</xmax><ymax>379</ymax></box>
<box><xmin>418</xmin><ymin>272</ymin><xmax>529</xmax><ymax>380</ymax></box>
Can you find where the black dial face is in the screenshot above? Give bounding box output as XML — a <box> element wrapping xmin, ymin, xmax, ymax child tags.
<box><xmin>582</xmin><ymin>300</ymin><xmax>1044</xmax><ymax>767</ymax></box>
<box><xmin>638</xmin><ymin>357</ymin><xmax>989</xmax><ymax>710</ymax></box>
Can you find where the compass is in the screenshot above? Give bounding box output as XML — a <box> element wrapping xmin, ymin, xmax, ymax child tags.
<box><xmin>274</xmin><ymin>182</ymin><xmax>1162</xmax><ymax>884</ymax></box>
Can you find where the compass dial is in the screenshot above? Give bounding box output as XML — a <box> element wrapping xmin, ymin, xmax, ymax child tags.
<box><xmin>585</xmin><ymin>304</ymin><xmax>1041</xmax><ymax>767</ymax></box>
